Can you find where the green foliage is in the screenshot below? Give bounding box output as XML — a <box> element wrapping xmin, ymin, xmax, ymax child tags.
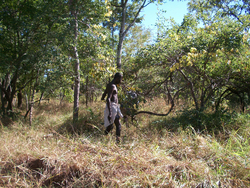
<box><xmin>103</xmin><ymin>0</ymin><xmax>148</xmax><ymax>36</ymax></box>
<box><xmin>170</xmin><ymin>108</ymin><xmax>236</xmax><ymax>131</ymax></box>
<box><xmin>0</xmin><ymin>0</ymin><xmax>249</xmax><ymax>132</ymax></box>
<box><xmin>123</xmin><ymin>25</ymin><xmax>153</xmax><ymax>57</ymax></box>
<box><xmin>0</xmin><ymin>0</ymin><xmax>66</xmax><ymax>115</ymax></box>
<box><xmin>0</xmin><ymin>0</ymin><xmax>111</xmax><ymax>117</ymax></box>
<box><xmin>64</xmin><ymin>88</ymin><xmax>74</xmax><ymax>103</ymax></box>
<box><xmin>188</xmin><ymin>0</ymin><xmax>250</xmax><ymax>29</ymax></box>
<box><xmin>130</xmin><ymin>5</ymin><xmax>249</xmax><ymax>115</ymax></box>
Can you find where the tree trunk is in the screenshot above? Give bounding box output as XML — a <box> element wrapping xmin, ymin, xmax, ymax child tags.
<box><xmin>0</xmin><ymin>77</ymin><xmax>9</xmax><ymax>115</ymax></box>
<box><xmin>72</xmin><ymin>11</ymin><xmax>80</xmax><ymax>124</ymax></box>
<box><xmin>29</xmin><ymin>89</ymin><xmax>34</xmax><ymax>126</ymax></box>
<box><xmin>25</xmin><ymin>92</ymin><xmax>29</xmax><ymax>112</ymax></box>
<box><xmin>0</xmin><ymin>86</ymin><xmax>5</xmax><ymax>115</ymax></box>
<box><xmin>86</xmin><ymin>76</ymin><xmax>88</xmax><ymax>107</ymax></box>
<box><xmin>39</xmin><ymin>91</ymin><xmax>44</xmax><ymax>106</ymax></box>
<box><xmin>5</xmin><ymin>73</ymin><xmax>12</xmax><ymax>115</ymax></box>
<box><xmin>116</xmin><ymin>0</ymin><xmax>126</xmax><ymax>69</ymax></box>
<box><xmin>115</xmin><ymin>0</ymin><xmax>148</xmax><ymax>69</ymax></box>
<box><xmin>116</xmin><ymin>38</ymin><xmax>123</xmax><ymax>69</ymax></box>
<box><xmin>29</xmin><ymin>70</ymin><xmax>39</xmax><ymax>126</ymax></box>
<box><xmin>73</xmin><ymin>47</ymin><xmax>80</xmax><ymax>123</ymax></box>
<box><xmin>60</xmin><ymin>90</ymin><xmax>65</xmax><ymax>105</ymax></box>
<box><xmin>18</xmin><ymin>92</ymin><xmax>22</xmax><ymax>108</ymax></box>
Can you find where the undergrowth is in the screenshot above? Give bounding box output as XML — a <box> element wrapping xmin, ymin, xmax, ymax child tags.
<box><xmin>0</xmin><ymin>98</ymin><xmax>249</xmax><ymax>187</ymax></box>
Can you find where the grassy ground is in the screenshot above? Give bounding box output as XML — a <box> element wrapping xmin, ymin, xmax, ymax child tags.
<box><xmin>0</xmin><ymin>98</ymin><xmax>249</xmax><ymax>187</ymax></box>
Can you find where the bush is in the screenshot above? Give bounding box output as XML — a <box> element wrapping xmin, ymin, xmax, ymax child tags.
<box><xmin>150</xmin><ymin>108</ymin><xmax>237</xmax><ymax>133</ymax></box>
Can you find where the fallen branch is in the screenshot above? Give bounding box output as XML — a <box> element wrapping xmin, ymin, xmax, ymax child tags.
<box><xmin>134</xmin><ymin>101</ymin><xmax>174</xmax><ymax>116</ymax></box>
<box><xmin>134</xmin><ymin>86</ymin><xmax>185</xmax><ymax>117</ymax></box>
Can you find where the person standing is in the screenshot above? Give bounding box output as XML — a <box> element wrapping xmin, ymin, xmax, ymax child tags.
<box><xmin>101</xmin><ymin>73</ymin><xmax>123</xmax><ymax>143</ymax></box>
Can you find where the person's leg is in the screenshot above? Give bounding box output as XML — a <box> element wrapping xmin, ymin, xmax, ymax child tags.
<box><xmin>105</xmin><ymin>124</ymin><xmax>113</xmax><ymax>135</ymax></box>
<box><xmin>114</xmin><ymin>115</ymin><xmax>121</xmax><ymax>142</ymax></box>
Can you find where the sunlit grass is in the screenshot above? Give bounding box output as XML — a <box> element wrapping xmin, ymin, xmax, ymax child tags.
<box><xmin>0</xmin><ymin>98</ymin><xmax>249</xmax><ymax>187</ymax></box>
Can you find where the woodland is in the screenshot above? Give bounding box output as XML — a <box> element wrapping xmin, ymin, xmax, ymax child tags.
<box><xmin>0</xmin><ymin>0</ymin><xmax>250</xmax><ymax>187</ymax></box>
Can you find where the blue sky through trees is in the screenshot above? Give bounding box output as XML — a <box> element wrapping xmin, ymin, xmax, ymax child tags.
<box><xmin>141</xmin><ymin>0</ymin><xmax>189</xmax><ymax>33</ymax></box>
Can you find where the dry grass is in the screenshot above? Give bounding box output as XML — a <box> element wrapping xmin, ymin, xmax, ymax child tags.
<box><xmin>0</xmin><ymin>98</ymin><xmax>249</xmax><ymax>187</ymax></box>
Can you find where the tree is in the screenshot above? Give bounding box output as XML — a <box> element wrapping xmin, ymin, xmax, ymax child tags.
<box><xmin>188</xmin><ymin>0</ymin><xmax>250</xmax><ymax>111</ymax></box>
<box><xmin>109</xmin><ymin>0</ymin><xmax>162</xmax><ymax>69</ymax></box>
<box><xmin>68</xmin><ymin>0</ymin><xmax>81</xmax><ymax>124</ymax></box>
<box><xmin>188</xmin><ymin>0</ymin><xmax>250</xmax><ymax>29</ymax></box>
<box><xmin>0</xmin><ymin>0</ymin><xmax>66</xmax><ymax>117</ymax></box>
<box><xmin>65</xmin><ymin>0</ymin><xmax>107</xmax><ymax>123</ymax></box>
<box><xmin>131</xmin><ymin>9</ymin><xmax>249</xmax><ymax>118</ymax></box>
<box><xmin>123</xmin><ymin>25</ymin><xmax>152</xmax><ymax>58</ymax></box>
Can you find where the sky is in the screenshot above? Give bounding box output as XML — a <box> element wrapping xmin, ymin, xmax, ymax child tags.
<box><xmin>141</xmin><ymin>0</ymin><xmax>190</xmax><ymax>33</ymax></box>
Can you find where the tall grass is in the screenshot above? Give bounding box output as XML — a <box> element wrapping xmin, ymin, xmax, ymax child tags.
<box><xmin>0</xmin><ymin>98</ymin><xmax>249</xmax><ymax>187</ymax></box>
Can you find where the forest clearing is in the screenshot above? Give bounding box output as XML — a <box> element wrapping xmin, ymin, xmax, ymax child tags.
<box><xmin>0</xmin><ymin>98</ymin><xmax>250</xmax><ymax>187</ymax></box>
<box><xmin>1</xmin><ymin>0</ymin><xmax>250</xmax><ymax>187</ymax></box>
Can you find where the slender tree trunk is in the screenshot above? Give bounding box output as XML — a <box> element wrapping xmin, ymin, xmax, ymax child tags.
<box><xmin>25</xmin><ymin>92</ymin><xmax>29</xmax><ymax>112</ymax></box>
<box><xmin>1</xmin><ymin>75</ymin><xmax>7</xmax><ymax>115</ymax></box>
<box><xmin>29</xmin><ymin>70</ymin><xmax>39</xmax><ymax>126</ymax></box>
<box><xmin>60</xmin><ymin>90</ymin><xmax>65</xmax><ymax>105</ymax></box>
<box><xmin>73</xmin><ymin>47</ymin><xmax>80</xmax><ymax>123</ymax></box>
<box><xmin>116</xmin><ymin>38</ymin><xmax>123</xmax><ymax>69</ymax></box>
<box><xmin>5</xmin><ymin>73</ymin><xmax>12</xmax><ymax>115</ymax></box>
<box><xmin>86</xmin><ymin>76</ymin><xmax>88</xmax><ymax>107</ymax></box>
<box><xmin>116</xmin><ymin>0</ymin><xmax>126</xmax><ymax>69</ymax></box>
<box><xmin>72</xmin><ymin>11</ymin><xmax>80</xmax><ymax>124</ymax></box>
<box><xmin>29</xmin><ymin>89</ymin><xmax>34</xmax><ymax>126</ymax></box>
<box><xmin>39</xmin><ymin>91</ymin><xmax>44</xmax><ymax>105</ymax></box>
<box><xmin>115</xmin><ymin>0</ymin><xmax>148</xmax><ymax>69</ymax></box>
<box><xmin>24</xmin><ymin>90</ymin><xmax>31</xmax><ymax>120</ymax></box>
<box><xmin>18</xmin><ymin>92</ymin><xmax>22</xmax><ymax>108</ymax></box>
<box><xmin>0</xmin><ymin>83</ymin><xmax>5</xmax><ymax>115</ymax></box>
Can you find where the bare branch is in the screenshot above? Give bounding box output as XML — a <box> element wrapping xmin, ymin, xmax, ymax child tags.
<box><xmin>178</xmin><ymin>69</ymin><xmax>199</xmax><ymax>110</ymax></box>
<box><xmin>123</xmin><ymin>0</ymin><xmax>150</xmax><ymax>37</ymax></box>
<box><xmin>142</xmin><ymin>74</ymin><xmax>170</xmax><ymax>96</ymax></box>
<box><xmin>135</xmin><ymin>88</ymin><xmax>174</xmax><ymax>116</ymax></box>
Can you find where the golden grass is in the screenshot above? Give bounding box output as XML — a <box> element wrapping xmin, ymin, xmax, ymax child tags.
<box><xmin>0</xmin><ymin>98</ymin><xmax>249</xmax><ymax>187</ymax></box>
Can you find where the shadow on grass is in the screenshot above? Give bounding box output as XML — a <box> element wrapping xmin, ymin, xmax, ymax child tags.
<box><xmin>0</xmin><ymin>116</ymin><xmax>14</xmax><ymax>127</ymax></box>
<box><xmin>57</xmin><ymin>107</ymin><xmax>105</xmax><ymax>138</ymax></box>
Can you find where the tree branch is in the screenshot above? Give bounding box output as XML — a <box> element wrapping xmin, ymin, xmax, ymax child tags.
<box><xmin>142</xmin><ymin>73</ymin><xmax>170</xmax><ymax>96</ymax></box>
<box><xmin>123</xmin><ymin>0</ymin><xmax>150</xmax><ymax>37</ymax></box>
<box><xmin>133</xmin><ymin>85</ymin><xmax>186</xmax><ymax>117</ymax></box>
<box><xmin>178</xmin><ymin>69</ymin><xmax>199</xmax><ymax>110</ymax></box>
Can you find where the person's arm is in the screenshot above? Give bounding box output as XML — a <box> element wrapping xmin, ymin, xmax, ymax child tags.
<box><xmin>101</xmin><ymin>84</ymin><xmax>108</xmax><ymax>100</ymax></box>
<box><xmin>101</xmin><ymin>89</ymin><xmax>107</xmax><ymax>100</ymax></box>
<box><xmin>106</xmin><ymin>84</ymin><xmax>115</xmax><ymax>122</ymax></box>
